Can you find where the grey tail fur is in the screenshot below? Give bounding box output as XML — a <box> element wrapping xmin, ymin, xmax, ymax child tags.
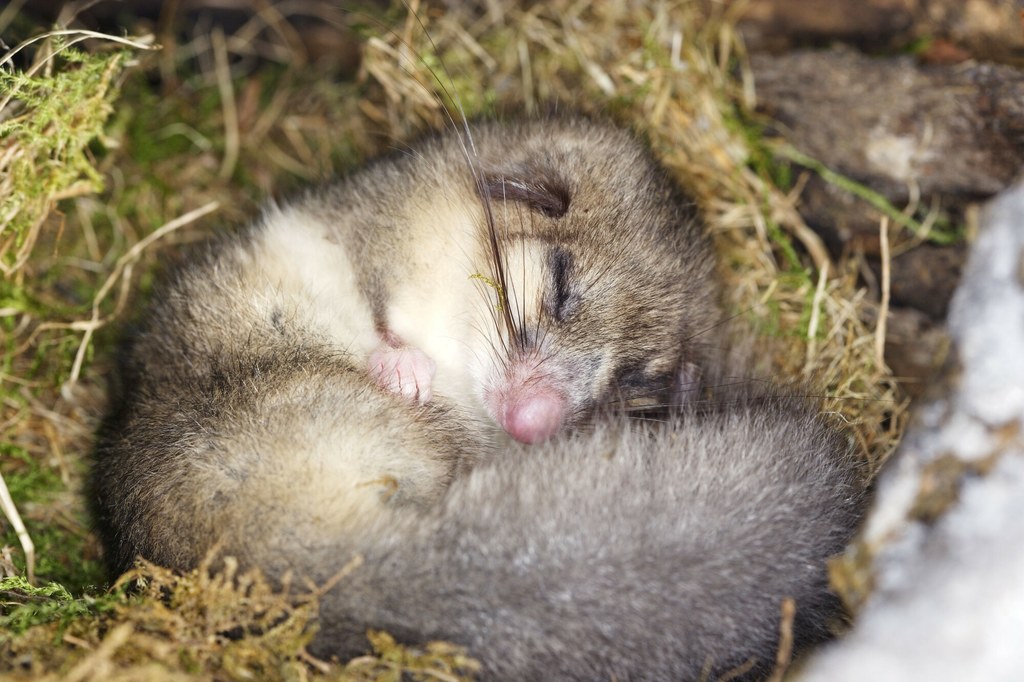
<box><xmin>308</xmin><ymin>396</ymin><xmax>866</xmax><ymax>680</ymax></box>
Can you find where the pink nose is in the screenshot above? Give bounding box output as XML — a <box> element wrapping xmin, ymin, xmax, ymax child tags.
<box><xmin>501</xmin><ymin>389</ymin><xmax>566</xmax><ymax>444</ymax></box>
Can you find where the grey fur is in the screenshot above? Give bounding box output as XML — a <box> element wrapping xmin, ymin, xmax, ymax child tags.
<box><xmin>314</xmin><ymin>398</ymin><xmax>865</xmax><ymax>679</ymax></box>
<box><xmin>92</xmin><ymin>116</ymin><xmax>866</xmax><ymax>680</ymax></box>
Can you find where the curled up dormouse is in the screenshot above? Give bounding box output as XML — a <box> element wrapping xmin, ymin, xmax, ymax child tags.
<box><xmin>92</xmin><ymin>116</ymin><xmax>867</xmax><ymax>680</ymax></box>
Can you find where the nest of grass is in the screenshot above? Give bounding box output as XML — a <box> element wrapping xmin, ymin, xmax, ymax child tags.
<box><xmin>0</xmin><ymin>1</ymin><xmax>906</xmax><ymax>679</ymax></box>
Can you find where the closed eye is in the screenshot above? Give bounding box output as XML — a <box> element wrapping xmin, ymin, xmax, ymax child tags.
<box><xmin>551</xmin><ymin>248</ymin><xmax>571</xmax><ymax>319</ymax></box>
<box><xmin>546</xmin><ymin>246</ymin><xmax>580</xmax><ymax>322</ymax></box>
<box><xmin>615</xmin><ymin>366</ymin><xmax>674</xmax><ymax>402</ymax></box>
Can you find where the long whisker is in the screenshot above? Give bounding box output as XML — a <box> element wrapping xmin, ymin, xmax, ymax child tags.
<box><xmin>483</xmin><ymin>178</ymin><xmax>520</xmax><ymax>351</ymax></box>
<box><xmin>389</xmin><ymin>2</ymin><xmax>520</xmax><ymax>355</ymax></box>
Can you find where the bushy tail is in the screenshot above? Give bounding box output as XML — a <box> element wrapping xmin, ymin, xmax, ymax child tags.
<box><xmin>302</xmin><ymin>398</ymin><xmax>866</xmax><ymax>680</ymax></box>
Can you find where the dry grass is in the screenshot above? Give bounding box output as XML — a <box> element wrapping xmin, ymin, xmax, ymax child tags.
<box><xmin>2</xmin><ymin>557</ymin><xmax>478</xmax><ymax>681</ymax></box>
<box><xmin>0</xmin><ymin>0</ymin><xmax>906</xmax><ymax>678</ymax></box>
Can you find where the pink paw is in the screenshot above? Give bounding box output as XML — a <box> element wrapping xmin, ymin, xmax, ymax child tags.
<box><xmin>367</xmin><ymin>345</ymin><xmax>436</xmax><ymax>404</ymax></box>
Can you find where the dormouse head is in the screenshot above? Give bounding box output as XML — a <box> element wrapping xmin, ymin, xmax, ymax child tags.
<box><xmin>458</xmin><ymin>117</ymin><xmax>719</xmax><ymax>443</ymax></box>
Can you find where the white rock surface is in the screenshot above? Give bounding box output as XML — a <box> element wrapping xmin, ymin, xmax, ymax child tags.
<box><xmin>799</xmin><ymin>180</ymin><xmax>1024</xmax><ymax>681</ymax></box>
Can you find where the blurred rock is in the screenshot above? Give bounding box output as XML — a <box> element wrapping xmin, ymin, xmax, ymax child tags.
<box><xmin>730</xmin><ymin>0</ymin><xmax>1024</xmax><ymax>63</ymax></box>
<box><xmin>754</xmin><ymin>47</ymin><xmax>1023</xmax><ymax>320</ymax></box>
<box><xmin>754</xmin><ymin>48</ymin><xmax>1024</xmax><ymax>201</ymax></box>
<box><xmin>877</xmin><ymin>307</ymin><xmax>950</xmax><ymax>399</ymax></box>
<box><xmin>732</xmin><ymin>0</ymin><xmax>916</xmax><ymax>52</ymax></box>
<box><xmin>887</xmin><ymin>245</ymin><xmax>966</xmax><ymax>320</ymax></box>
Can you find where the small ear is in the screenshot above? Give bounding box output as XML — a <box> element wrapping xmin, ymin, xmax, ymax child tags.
<box><xmin>480</xmin><ymin>175</ymin><xmax>571</xmax><ymax>218</ymax></box>
<box><xmin>672</xmin><ymin>360</ymin><xmax>703</xmax><ymax>405</ymax></box>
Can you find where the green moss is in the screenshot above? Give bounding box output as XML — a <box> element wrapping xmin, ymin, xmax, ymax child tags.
<box><xmin>733</xmin><ymin>111</ymin><xmax>795</xmax><ymax>192</ymax></box>
<box><xmin>0</xmin><ymin>576</ymin><xmax>119</xmax><ymax>639</ymax></box>
<box><xmin>1</xmin><ymin>446</ymin><xmax>62</xmax><ymax>499</ymax></box>
<box><xmin>902</xmin><ymin>35</ymin><xmax>935</xmax><ymax>56</ymax></box>
<box><xmin>0</xmin><ymin>445</ymin><xmax>105</xmax><ymax>592</ymax></box>
<box><xmin>119</xmin><ymin>88</ymin><xmax>200</xmax><ymax>165</ymax></box>
<box><xmin>0</xmin><ymin>42</ymin><xmax>128</xmax><ymax>270</ymax></box>
<box><xmin>8</xmin><ymin>521</ymin><xmax>106</xmax><ymax>593</ymax></box>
